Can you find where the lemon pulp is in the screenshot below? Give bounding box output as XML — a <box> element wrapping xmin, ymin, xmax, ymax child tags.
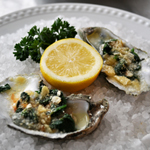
<box><xmin>40</xmin><ymin>38</ymin><xmax>103</xmax><ymax>92</ymax></box>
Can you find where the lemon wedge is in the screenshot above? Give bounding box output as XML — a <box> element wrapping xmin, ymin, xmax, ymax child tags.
<box><xmin>40</xmin><ymin>38</ymin><xmax>103</xmax><ymax>92</ymax></box>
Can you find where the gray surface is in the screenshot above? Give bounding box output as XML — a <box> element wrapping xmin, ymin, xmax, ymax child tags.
<box><xmin>35</xmin><ymin>0</ymin><xmax>150</xmax><ymax>19</ymax></box>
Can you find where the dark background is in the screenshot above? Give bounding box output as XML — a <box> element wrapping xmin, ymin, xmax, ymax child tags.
<box><xmin>35</xmin><ymin>0</ymin><xmax>150</xmax><ymax>19</ymax></box>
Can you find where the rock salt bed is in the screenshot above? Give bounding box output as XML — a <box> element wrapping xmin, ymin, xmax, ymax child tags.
<box><xmin>141</xmin><ymin>134</ymin><xmax>150</xmax><ymax>149</ymax></box>
<box><xmin>0</xmin><ymin>16</ymin><xmax>150</xmax><ymax>150</ymax></box>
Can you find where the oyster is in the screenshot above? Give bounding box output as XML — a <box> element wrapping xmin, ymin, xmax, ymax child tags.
<box><xmin>78</xmin><ymin>27</ymin><xmax>150</xmax><ymax>95</ymax></box>
<box><xmin>0</xmin><ymin>73</ymin><xmax>109</xmax><ymax>139</ymax></box>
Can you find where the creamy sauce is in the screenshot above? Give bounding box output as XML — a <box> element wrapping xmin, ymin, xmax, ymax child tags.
<box><xmin>66</xmin><ymin>100</ymin><xmax>90</xmax><ymax>130</ymax></box>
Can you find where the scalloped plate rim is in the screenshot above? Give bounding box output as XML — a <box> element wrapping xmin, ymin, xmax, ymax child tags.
<box><xmin>0</xmin><ymin>3</ymin><xmax>150</xmax><ymax>39</ymax></box>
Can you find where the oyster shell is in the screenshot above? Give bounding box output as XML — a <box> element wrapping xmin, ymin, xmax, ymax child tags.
<box><xmin>78</xmin><ymin>27</ymin><xmax>150</xmax><ymax>95</ymax></box>
<box><xmin>0</xmin><ymin>73</ymin><xmax>109</xmax><ymax>139</ymax></box>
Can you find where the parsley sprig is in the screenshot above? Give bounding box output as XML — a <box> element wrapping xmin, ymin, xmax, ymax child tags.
<box><xmin>13</xmin><ymin>18</ymin><xmax>77</xmax><ymax>63</ymax></box>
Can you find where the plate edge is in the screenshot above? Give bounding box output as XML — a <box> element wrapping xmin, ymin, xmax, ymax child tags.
<box><xmin>0</xmin><ymin>3</ymin><xmax>150</xmax><ymax>28</ymax></box>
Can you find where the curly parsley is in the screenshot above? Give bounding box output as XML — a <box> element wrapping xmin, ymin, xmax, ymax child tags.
<box><xmin>13</xmin><ymin>18</ymin><xmax>77</xmax><ymax>63</ymax></box>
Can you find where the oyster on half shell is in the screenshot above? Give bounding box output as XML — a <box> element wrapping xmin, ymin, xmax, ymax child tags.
<box><xmin>0</xmin><ymin>73</ymin><xmax>109</xmax><ymax>139</ymax></box>
<box><xmin>78</xmin><ymin>27</ymin><xmax>150</xmax><ymax>95</ymax></box>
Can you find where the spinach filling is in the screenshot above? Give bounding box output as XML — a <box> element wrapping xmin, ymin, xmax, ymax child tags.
<box><xmin>103</xmin><ymin>43</ymin><xmax>112</xmax><ymax>55</ymax></box>
<box><xmin>21</xmin><ymin>108</ymin><xmax>38</xmax><ymax>123</ymax></box>
<box><xmin>15</xmin><ymin>92</ymin><xmax>31</xmax><ymax>113</ymax></box>
<box><xmin>50</xmin><ymin>113</ymin><xmax>76</xmax><ymax>132</ymax></box>
<box><xmin>21</xmin><ymin>92</ymin><xmax>30</xmax><ymax>103</ymax></box>
<box><xmin>114</xmin><ymin>59</ymin><xmax>126</xmax><ymax>76</ymax></box>
<box><xmin>16</xmin><ymin>107</ymin><xmax>23</xmax><ymax>113</ymax></box>
<box><xmin>39</xmin><ymin>97</ymin><xmax>51</xmax><ymax>106</ymax></box>
<box><xmin>0</xmin><ymin>83</ymin><xmax>11</xmax><ymax>93</ymax></box>
<box><xmin>49</xmin><ymin>104</ymin><xmax>67</xmax><ymax>116</ymax></box>
<box><xmin>103</xmin><ymin>40</ymin><xmax>142</xmax><ymax>80</ymax></box>
<box><xmin>13</xmin><ymin>81</ymin><xmax>76</xmax><ymax>133</ymax></box>
<box><xmin>35</xmin><ymin>80</ymin><xmax>45</xmax><ymax>94</ymax></box>
<box><xmin>130</xmin><ymin>48</ymin><xmax>141</xmax><ymax>63</ymax></box>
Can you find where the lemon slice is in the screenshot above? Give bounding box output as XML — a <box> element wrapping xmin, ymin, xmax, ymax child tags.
<box><xmin>40</xmin><ymin>38</ymin><xmax>103</xmax><ymax>92</ymax></box>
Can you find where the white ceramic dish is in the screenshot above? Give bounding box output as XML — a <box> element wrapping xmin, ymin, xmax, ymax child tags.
<box><xmin>0</xmin><ymin>3</ymin><xmax>150</xmax><ymax>40</ymax></box>
<box><xmin>0</xmin><ymin>3</ymin><xmax>150</xmax><ymax>149</ymax></box>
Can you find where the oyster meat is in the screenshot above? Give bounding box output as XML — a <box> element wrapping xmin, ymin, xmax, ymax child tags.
<box><xmin>78</xmin><ymin>27</ymin><xmax>150</xmax><ymax>95</ymax></box>
<box><xmin>0</xmin><ymin>73</ymin><xmax>109</xmax><ymax>139</ymax></box>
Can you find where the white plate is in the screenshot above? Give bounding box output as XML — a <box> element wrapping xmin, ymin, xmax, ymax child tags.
<box><xmin>0</xmin><ymin>3</ymin><xmax>150</xmax><ymax>40</ymax></box>
<box><xmin>0</xmin><ymin>3</ymin><xmax>150</xmax><ymax>149</ymax></box>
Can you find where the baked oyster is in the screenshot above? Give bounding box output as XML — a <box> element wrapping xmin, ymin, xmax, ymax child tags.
<box><xmin>0</xmin><ymin>73</ymin><xmax>109</xmax><ymax>139</ymax></box>
<box><xmin>78</xmin><ymin>27</ymin><xmax>150</xmax><ymax>95</ymax></box>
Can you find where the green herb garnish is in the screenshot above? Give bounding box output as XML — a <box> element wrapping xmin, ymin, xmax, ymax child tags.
<box><xmin>13</xmin><ymin>18</ymin><xmax>77</xmax><ymax>63</ymax></box>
